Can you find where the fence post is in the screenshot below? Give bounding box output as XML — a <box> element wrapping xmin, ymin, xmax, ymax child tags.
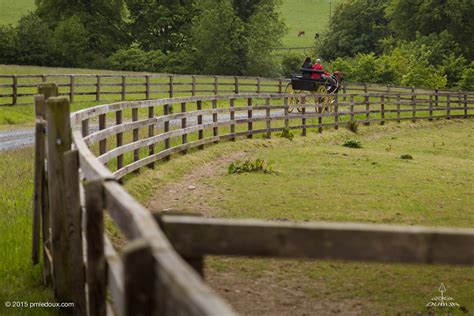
<box><xmin>349</xmin><ymin>94</ymin><xmax>354</xmax><ymax>122</ymax></box>
<box><xmin>301</xmin><ymin>96</ymin><xmax>306</xmax><ymax>136</ymax></box>
<box><xmin>164</xmin><ymin>104</ymin><xmax>170</xmax><ymax>159</ymax></box>
<box><xmin>212</xmin><ymin>99</ymin><xmax>218</xmax><ymax>143</ymax></box>
<box><xmin>12</xmin><ymin>75</ymin><xmax>17</xmax><ymax>106</ymax></box>
<box><xmin>197</xmin><ymin>100</ymin><xmax>204</xmax><ymax>149</ymax></box>
<box><xmin>380</xmin><ymin>95</ymin><xmax>385</xmax><ymax>125</ymax></box>
<box><xmin>45</xmin><ymin>96</ymin><xmax>73</xmax><ymax>301</ymax></box>
<box><xmin>230</xmin><ymin>98</ymin><xmax>236</xmax><ymax>141</ymax></box>
<box><xmin>247</xmin><ymin>98</ymin><xmax>253</xmax><ymax>139</ymax></box>
<box><xmin>122</xmin><ymin>75</ymin><xmax>127</xmax><ymax>101</ymax></box>
<box><xmin>63</xmin><ymin>150</ymin><xmax>87</xmax><ymax>315</ymax></box>
<box><xmin>32</xmin><ymin>117</ymin><xmax>45</xmax><ymax>265</ymax></box>
<box><xmin>214</xmin><ymin>76</ymin><xmax>218</xmax><ymax>95</ymax></box>
<box><xmin>435</xmin><ymin>88</ymin><xmax>439</xmax><ymax>107</ymax></box>
<box><xmin>234</xmin><ymin>76</ymin><xmax>239</xmax><ymax>94</ymax></box>
<box><xmin>266</xmin><ymin>98</ymin><xmax>271</xmax><ymax>139</ymax></box>
<box><xmin>396</xmin><ymin>94</ymin><xmax>401</xmax><ymax>123</ymax></box>
<box><xmin>411</xmin><ymin>92</ymin><xmax>416</xmax><ymax>122</ymax></box>
<box><xmin>364</xmin><ymin>94</ymin><xmax>370</xmax><ymax>126</ymax></box>
<box><xmin>181</xmin><ymin>102</ymin><xmax>188</xmax><ymax>153</ymax></box>
<box><xmin>284</xmin><ymin>97</ymin><xmax>289</xmax><ymax>130</ymax></box>
<box><xmin>429</xmin><ymin>94</ymin><xmax>433</xmax><ymax>121</ymax></box>
<box><xmin>116</xmin><ymin>110</ymin><xmax>123</xmax><ymax>170</ymax></box>
<box><xmin>124</xmin><ymin>239</ymin><xmax>156</xmax><ymax>316</ymax></box>
<box><xmin>145</xmin><ymin>75</ymin><xmax>150</xmax><ymax>100</ymax></box>
<box><xmin>257</xmin><ymin>77</ymin><xmax>261</xmax><ymax>94</ymax></box>
<box><xmin>96</xmin><ymin>75</ymin><xmax>101</xmax><ymax>102</ymax></box>
<box><xmin>85</xmin><ymin>179</ymin><xmax>106</xmax><ymax>316</ymax></box>
<box><xmin>278</xmin><ymin>78</ymin><xmax>283</xmax><ymax>94</ymax></box>
<box><xmin>36</xmin><ymin>83</ymin><xmax>58</xmax><ymax>285</ymax></box>
<box><xmin>148</xmin><ymin>105</ymin><xmax>155</xmax><ymax>168</ymax></box>
<box><xmin>464</xmin><ymin>93</ymin><xmax>468</xmax><ymax>118</ymax></box>
<box><xmin>169</xmin><ymin>75</ymin><xmax>174</xmax><ymax>98</ymax></box>
<box><xmin>192</xmin><ymin>75</ymin><xmax>196</xmax><ymax>96</ymax></box>
<box><xmin>342</xmin><ymin>84</ymin><xmax>347</xmax><ymax>102</ymax></box>
<box><xmin>334</xmin><ymin>95</ymin><xmax>339</xmax><ymax>130</ymax></box>
<box><xmin>99</xmin><ymin>114</ymin><xmax>107</xmax><ymax>157</ymax></box>
<box><xmin>447</xmin><ymin>94</ymin><xmax>451</xmax><ymax>119</ymax></box>
<box><xmin>131</xmin><ymin>108</ymin><xmax>140</xmax><ymax>172</ymax></box>
<box><xmin>69</xmin><ymin>75</ymin><xmax>75</xmax><ymax>103</ymax></box>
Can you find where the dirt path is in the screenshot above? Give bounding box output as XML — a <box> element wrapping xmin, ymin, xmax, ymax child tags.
<box><xmin>145</xmin><ymin>152</ymin><xmax>369</xmax><ymax>315</ymax></box>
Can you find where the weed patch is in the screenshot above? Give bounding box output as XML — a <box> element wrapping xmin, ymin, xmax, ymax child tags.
<box><xmin>279</xmin><ymin>127</ymin><xmax>294</xmax><ymax>141</ymax></box>
<box><xmin>343</xmin><ymin>139</ymin><xmax>362</xmax><ymax>148</ymax></box>
<box><xmin>400</xmin><ymin>154</ymin><xmax>413</xmax><ymax>160</ymax></box>
<box><xmin>228</xmin><ymin>158</ymin><xmax>275</xmax><ymax>174</ymax></box>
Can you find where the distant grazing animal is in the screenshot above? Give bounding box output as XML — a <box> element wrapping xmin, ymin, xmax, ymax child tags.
<box><xmin>297</xmin><ymin>30</ymin><xmax>305</xmax><ymax>37</ymax></box>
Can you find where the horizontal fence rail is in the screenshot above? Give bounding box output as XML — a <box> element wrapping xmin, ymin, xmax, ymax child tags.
<box><xmin>1</xmin><ymin>72</ymin><xmax>470</xmax><ymax>106</ymax></box>
<box><xmin>32</xmin><ymin>81</ymin><xmax>474</xmax><ymax>315</ymax></box>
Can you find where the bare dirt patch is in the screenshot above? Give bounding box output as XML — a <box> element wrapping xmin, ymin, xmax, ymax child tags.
<box><xmin>145</xmin><ymin>151</ymin><xmax>248</xmax><ymax>215</ymax></box>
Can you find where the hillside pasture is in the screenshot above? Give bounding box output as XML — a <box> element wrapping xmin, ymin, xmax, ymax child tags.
<box><xmin>280</xmin><ymin>0</ymin><xmax>344</xmax><ymax>48</ymax></box>
<box><xmin>0</xmin><ymin>0</ymin><xmax>35</xmax><ymax>25</ymax></box>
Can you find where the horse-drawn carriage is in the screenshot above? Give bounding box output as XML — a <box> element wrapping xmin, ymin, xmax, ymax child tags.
<box><xmin>285</xmin><ymin>68</ymin><xmax>343</xmax><ymax>113</ymax></box>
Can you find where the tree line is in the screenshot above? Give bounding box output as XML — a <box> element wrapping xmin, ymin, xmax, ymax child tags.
<box><xmin>314</xmin><ymin>0</ymin><xmax>474</xmax><ymax>90</ymax></box>
<box><xmin>0</xmin><ymin>0</ymin><xmax>286</xmax><ymax>77</ymax></box>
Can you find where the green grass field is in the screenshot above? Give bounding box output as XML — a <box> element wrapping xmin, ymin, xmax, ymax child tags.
<box><xmin>0</xmin><ymin>147</ymin><xmax>57</xmax><ymax>316</ymax></box>
<box><xmin>125</xmin><ymin>118</ymin><xmax>474</xmax><ymax>314</ymax></box>
<box><xmin>280</xmin><ymin>0</ymin><xmax>344</xmax><ymax>48</ymax></box>
<box><xmin>0</xmin><ymin>0</ymin><xmax>35</xmax><ymax>26</ymax></box>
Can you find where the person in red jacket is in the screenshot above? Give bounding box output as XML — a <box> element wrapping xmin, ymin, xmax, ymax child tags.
<box><xmin>312</xmin><ymin>59</ymin><xmax>336</xmax><ymax>91</ymax></box>
<box><xmin>311</xmin><ymin>59</ymin><xmax>328</xmax><ymax>79</ymax></box>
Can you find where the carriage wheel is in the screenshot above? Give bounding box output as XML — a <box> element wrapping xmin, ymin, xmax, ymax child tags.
<box><xmin>285</xmin><ymin>83</ymin><xmax>302</xmax><ymax>113</ymax></box>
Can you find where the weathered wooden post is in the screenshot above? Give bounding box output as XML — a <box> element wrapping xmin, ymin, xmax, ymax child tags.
<box><xmin>349</xmin><ymin>95</ymin><xmax>355</xmax><ymax>122</ymax></box>
<box><xmin>212</xmin><ymin>99</ymin><xmax>218</xmax><ymax>143</ymax></box>
<box><xmin>214</xmin><ymin>76</ymin><xmax>218</xmax><ymax>95</ymax></box>
<box><xmin>45</xmin><ymin>96</ymin><xmax>73</xmax><ymax>301</ymax></box>
<box><xmin>411</xmin><ymin>92</ymin><xmax>416</xmax><ymax>122</ymax></box>
<box><xmin>464</xmin><ymin>93</ymin><xmax>468</xmax><ymax>118</ymax></box>
<box><xmin>148</xmin><ymin>105</ymin><xmax>155</xmax><ymax>168</ymax></box>
<box><xmin>99</xmin><ymin>113</ymin><xmax>107</xmax><ymax>157</ymax></box>
<box><xmin>284</xmin><ymin>96</ymin><xmax>289</xmax><ymax>130</ymax></box>
<box><xmin>132</xmin><ymin>107</ymin><xmax>139</xmax><ymax>168</ymax></box>
<box><xmin>234</xmin><ymin>76</ymin><xmax>239</xmax><ymax>94</ymax></box>
<box><xmin>164</xmin><ymin>103</ymin><xmax>171</xmax><ymax>159</ymax></box>
<box><xmin>247</xmin><ymin>98</ymin><xmax>253</xmax><ymax>139</ymax></box>
<box><xmin>265</xmin><ymin>98</ymin><xmax>271</xmax><ymax>139</ymax></box>
<box><xmin>122</xmin><ymin>75</ymin><xmax>127</xmax><ymax>101</ymax></box>
<box><xmin>181</xmin><ymin>102</ymin><xmax>188</xmax><ymax>153</ymax></box>
<box><xmin>334</xmin><ymin>95</ymin><xmax>339</xmax><ymax>130</ymax></box>
<box><xmin>396</xmin><ymin>94</ymin><xmax>401</xmax><ymax>123</ymax></box>
<box><xmin>116</xmin><ymin>110</ymin><xmax>124</xmax><ymax>170</ymax></box>
<box><xmin>197</xmin><ymin>100</ymin><xmax>204</xmax><ymax>149</ymax></box>
<box><xmin>380</xmin><ymin>95</ymin><xmax>385</xmax><ymax>125</ymax></box>
<box><xmin>96</xmin><ymin>75</ymin><xmax>101</xmax><ymax>102</ymax></box>
<box><xmin>169</xmin><ymin>75</ymin><xmax>174</xmax><ymax>98</ymax></box>
<box><xmin>145</xmin><ymin>75</ymin><xmax>150</xmax><ymax>100</ymax></box>
<box><xmin>85</xmin><ymin>179</ymin><xmax>106</xmax><ymax>316</ymax></box>
<box><xmin>35</xmin><ymin>83</ymin><xmax>58</xmax><ymax>285</ymax></box>
<box><xmin>69</xmin><ymin>75</ymin><xmax>75</xmax><ymax>103</ymax></box>
<box><xmin>230</xmin><ymin>98</ymin><xmax>236</xmax><ymax>141</ymax></box>
<box><xmin>301</xmin><ymin>96</ymin><xmax>307</xmax><ymax>136</ymax></box>
<box><xmin>12</xmin><ymin>75</ymin><xmax>17</xmax><ymax>106</ymax></box>
<box><xmin>63</xmin><ymin>149</ymin><xmax>87</xmax><ymax>314</ymax></box>
<box><xmin>447</xmin><ymin>94</ymin><xmax>451</xmax><ymax>119</ymax></box>
<box><xmin>124</xmin><ymin>239</ymin><xmax>156</xmax><ymax>316</ymax></box>
<box><xmin>429</xmin><ymin>94</ymin><xmax>433</xmax><ymax>121</ymax></box>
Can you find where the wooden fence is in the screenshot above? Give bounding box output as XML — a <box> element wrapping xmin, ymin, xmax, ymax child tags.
<box><xmin>32</xmin><ymin>83</ymin><xmax>474</xmax><ymax>315</ymax></box>
<box><xmin>0</xmin><ymin>72</ymin><xmax>461</xmax><ymax>106</ymax></box>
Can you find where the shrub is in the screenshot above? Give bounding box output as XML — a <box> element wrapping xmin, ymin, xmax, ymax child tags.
<box><xmin>343</xmin><ymin>139</ymin><xmax>362</xmax><ymax>148</ymax></box>
<box><xmin>279</xmin><ymin>127</ymin><xmax>294</xmax><ymax>140</ymax></box>
<box><xmin>228</xmin><ymin>158</ymin><xmax>275</xmax><ymax>174</ymax></box>
<box><xmin>347</xmin><ymin>121</ymin><xmax>359</xmax><ymax>133</ymax></box>
<box><xmin>400</xmin><ymin>154</ymin><xmax>413</xmax><ymax>160</ymax></box>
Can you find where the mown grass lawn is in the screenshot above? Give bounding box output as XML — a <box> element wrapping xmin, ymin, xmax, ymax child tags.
<box><xmin>127</xmin><ymin>118</ymin><xmax>474</xmax><ymax>315</ymax></box>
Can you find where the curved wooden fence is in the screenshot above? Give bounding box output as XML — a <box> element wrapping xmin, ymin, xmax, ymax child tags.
<box><xmin>32</xmin><ymin>82</ymin><xmax>474</xmax><ymax>315</ymax></box>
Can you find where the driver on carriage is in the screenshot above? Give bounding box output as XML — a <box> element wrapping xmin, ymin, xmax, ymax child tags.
<box><xmin>311</xmin><ymin>59</ymin><xmax>338</xmax><ymax>93</ymax></box>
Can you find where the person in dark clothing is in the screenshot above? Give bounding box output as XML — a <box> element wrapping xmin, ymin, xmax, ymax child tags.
<box><xmin>301</xmin><ymin>57</ymin><xmax>313</xmax><ymax>78</ymax></box>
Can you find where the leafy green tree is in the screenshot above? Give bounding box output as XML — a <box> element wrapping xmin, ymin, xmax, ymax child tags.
<box><xmin>107</xmin><ymin>46</ymin><xmax>168</xmax><ymax>72</ymax></box>
<box><xmin>15</xmin><ymin>13</ymin><xmax>55</xmax><ymax>65</ymax></box>
<box><xmin>125</xmin><ymin>0</ymin><xmax>198</xmax><ymax>52</ymax></box>
<box><xmin>0</xmin><ymin>26</ymin><xmax>17</xmax><ymax>64</ymax></box>
<box><xmin>317</xmin><ymin>0</ymin><xmax>391</xmax><ymax>59</ymax></box>
<box><xmin>191</xmin><ymin>0</ymin><xmax>245</xmax><ymax>74</ymax></box>
<box><xmin>386</xmin><ymin>0</ymin><xmax>474</xmax><ymax>59</ymax></box>
<box><xmin>457</xmin><ymin>62</ymin><xmax>474</xmax><ymax>91</ymax></box>
<box><xmin>52</xmin><ymin>16</ymin><xmax>89</xmax><ymax>67</ymax></box>
<box><xmin>36</xmin><ymin>0</ymin><xmax>129</xmax><ymax>57</ymax></box>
